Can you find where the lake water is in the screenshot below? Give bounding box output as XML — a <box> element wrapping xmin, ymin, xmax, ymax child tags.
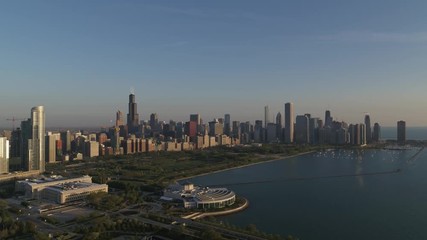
<box><xmin>187</xmin><ymin>148</ymin><xmax>427</xmax><ymax>240</ymax></box>
<box><xmin>381</xmin><ymin>127</ymin><xmax>427</xmax><ymax>140</ymax></box>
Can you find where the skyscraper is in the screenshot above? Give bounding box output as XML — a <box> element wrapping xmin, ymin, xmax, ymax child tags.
<box><xmin>373</xmin><ymin>122</ymin><xmax>381</xmax><ymax>142</ymax></box>
<box><xmin>264</xmin><ymin>106</ymin><xmax>269</xmax><ymax>128</ymax></box>
<box><xmin>284</xmin><ymin>102</ymin><xmax>294</xmax><ymax>143</ymax></box>
<box><xmin>365</xmin><ymin>114</ymin><xmax>372</xmax><ymax>144</ymax></box>
<box><xmin>295</xmin><ymin>115</ymin><xmax>309</xmax><ymax>144</ymax></box>
<box><xmin>397</xmin><ymin>121</ymin><xmax>406</xmax><ymax>145</ymax></box>
<box><xmin>325</xmin><ymin>110</ymin><xmax>332</xmax><ymax>128</ymax></box>
<box><xmin>190</xmin><ymin>114</ymin><xmax>201</xmax><ymax>136</ymax></box>
<box><xmin>21</xmin><ymin>106</ymin><xmax>45</xmax><ymax>172</ymax></box>
<box><xmin>60</xmin><ymin>130</ymin><xmax>71</xmax><ymax>155</ymax></box>
<box><xmin>127</xmin><ymin>93</ymin><xmax>140</xmax><ymax>134</ymax></box>
<box><xmin>224</xmin><ymin>114</ymin><xmax>231</xmax><ymax>136</ymax></box>
<box><xmin>116</xmin><ymin>110</ymin><xmax>124</xmax><ymax>127</ymax></box>
<box><xmin>0</xmin><ymin>137</ymin><xmax>9</xmax><ymax>174</ymax></box>
<box><xmin>276</xmin><ymin>112</ymin><xmax>282</xmax><ymax>142</ymax></box>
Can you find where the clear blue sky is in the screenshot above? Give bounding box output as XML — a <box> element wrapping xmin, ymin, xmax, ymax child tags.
<box><xmin>1</xmin><ymin>0</ymin><xmax>427</xmax><ymax>128</ymax></box>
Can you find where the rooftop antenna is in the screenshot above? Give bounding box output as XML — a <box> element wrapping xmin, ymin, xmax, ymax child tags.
<box><xmin>130</xmin><ymin>87</ymin><xmax>135</xmax><ymax>95</ymax></box>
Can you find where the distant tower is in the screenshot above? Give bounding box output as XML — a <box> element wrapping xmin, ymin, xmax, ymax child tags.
<box><xmin>284</xmin><ymin>102</ymin><xmax>294</xmax><ymax>143</ymax></box>
<box><xmin>21</xmin><ymin>106</ymin><xmax>45</xmax><ymax>172</ymax></box>
<box><xmin>397</xmin><ymin>121</ymin><xmax>406</xmax><ymax>145</ymax></box>
<box><xmin>190</xmin><ymin>114</ymin><xmax>201</xmax><ymax>136</ymax></box>
<box><xmin>365</xmin><ymin>114</ymin><xmax>372</xmax><ymax>144</ymax></box>
<box><xmin>127</xmin><ymin>93</ymin><xmax>140</xmax><ymax>134</ymax></box>
<box><xmin>295</xmin><ymin>115</ymin><xmax>309</xmax><ymax>144</ymax></box>
<box><xmin>264</xmin><ymin>106</ymin><xmax>270</xmax><ymax>128</ymax></box>
<box><xmin>276</xmin><ymin>112</ymin><xmax>282</xmax><ymax>142</ymax></box>
<box><xmin>325</xmin><ymin>110</ymin><xmax>332</xmax><ymax>128</ymax></box>
<box><xmin>224</xmin><ymin>114</ymin><xmax>231</xmax><ymax>136</ymax></box>
<box><xmin>0</xmin><ymin>137</ymin><xmax>9</xmax><ymax>174</ymax></box>
<box><xmin>150</xmin><ymin>113</ymin><xmax>158</xmax><ymax>129</ymax></box>
<box><xmin>116</xmin><ymin>110</ymin><xmax>124</xmax><ymax>126</ymax></box>
<box><xmin>373</xmin><ymin>122</ymin><xmax>381</xmax><ymax>142</ymax></box>
<box><xmin>60</xmin><ymin>130</ymin><xmax>71</xmax><ymax>155</ymax></box>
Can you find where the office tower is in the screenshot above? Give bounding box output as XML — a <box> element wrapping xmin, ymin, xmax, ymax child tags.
<box><xmin>349</xmin><ymin>124</ymin><xmax>360</xmax><ymax>145</ymax></box>
<box><xmin>325</xmin><ymin>110</ymin><xmax>332</xmax><ymax>128</ymax></box>
<box><xmin>295</xmin><ymin>115</ymin><xmax>309</xmax><ymax>144</ymax></box>
<box><xmin>224</xmin><ymin>114</ymin><xmax>231</xmax><ymax>136</ymax></box>
<box><xmin>232</xmin><ymin>121</ymin><xmax>240</xmax><ymax>139</ymax></box>
<box><xmin>116</xmin><ymin>110</ymin><xmax>124</xmax><ymax>126</ymax></box>
<box><xmin>254</xmin><ymin>120</ymin><xmax>263</xmax><ymax>143</ymax></box>
<box><xmin>284</xmin><ymin>103</ymin><xmax>294</xmax><ymax>143</ymax></box>
<box><xmin>365</xmin><ymin>114</ymin><xmax>372</xmax><ymax>144</ymax></box>
<box><xmin>60</xmin><ymin>130</ymin><xmax>71</xmax><ymax>154</ymax></box>
<box><xmin>150</xmin><ymin>113</ymin><xmax>158</xmax><ymax>128</ymax></box>
<box><xmin>176</xmin><ymin>122</ymin><xmax>184</xmax><ymax>139</ymax></box>
<box><xmin>360</xmin><ymin>123</ymin><xmax>366</xmax><ymax>145</ymax></box>
<box><xmin>266</xmin><ymin>123</ymin><xmax>277</xmax><ymax>143</ymax></box>
<box><xmin>208</xmin><ymin>119</ymin><xmax>223</xmax><ymax>136</ymax></box>
<box><xmin>373</xmin><ymin>123</ymin><xmax>381</xmax><ymax>142</ymax></box>
<box><xmin>21</xmin><ymin>106</ymin><xmax>45</xmax><ymax>172</ymax></box>
<box><xmin>276</xmin><ymin>112</ymin><xmax>282</xmax><ymax>142</ymax></box>
<box><xmin>127</xmin><ymin>93</ymin><xmax>140</xmax><ymax>134</ymax></box>
<box><xmin>85</xmin><ymin>141</ymin><xmax>100</xmax><ymax>158</ymax></box>
<box><xmin>309</xmin><ymin>117</ymin><xmax>319</xmax><ymax>144</ymax></box>
<box><xmin>0</xmin><ymin>137</ymin><xmax>9</xmax><ymax>174</ymax></box>
<box><xmin>10</xmin><ymin>128</ymin><xmax>21</xmax><ymax>158</ymax></box>
<box><xmin>188</xmin><ymin>114</ymin><xmax>200</xmax><ymax>138</ymax></box>
<box><xmin>45</xmin><ymin>134</ymin><xmax>57</xmax><ymax>163</ymax></box>
<box><xmin>397</xmin><ymin>121</ymin><xmax>406</xmax><ymax>145</ymax></box>
<box><xmin>190</xmin><ymin>114</ymin><xmax>201</xmax><ymax>125</ymax></box>
<box><xmin>112</xmin><ymin>126</ymin><xmax>121</xmax><ymax>154</ymax></box>
<box><xmin>264</xmin><ymin>106</ymin><xmax>269</xmax><ymax>128</ymax></box>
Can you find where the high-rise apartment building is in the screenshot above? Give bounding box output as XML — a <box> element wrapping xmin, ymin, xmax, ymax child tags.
<box><xmin>373</xmin><ymin>123</ymin><xmax>381</xmax><ymax>142</ymax></box>
<box><xmin>365</xmin><ymin>114</ymin><xmax>372</xmax><ymax>144</ymax></box>
<box><xmin>0</xmin><ymin>137</ymin><xmax>9</xmax><ymax>174</ymax></box>
<box><xmin>284</xmin><ymin>102</ymin><xmax>294</xmax><ymax>143</ymax></box>
<box><xmin>127</xmin><ymin>93</ymin><xmax>140</xmax><ymax>134</ymax></box>
<box><xmin>21</xmin><ymin>106</ymin><xmax>45</xmax><ymax>172</ymax></box>
<box><xmin>397</xmin><ymin>121</ymin><xmax>406</xmax><ymax>145</ymax></box>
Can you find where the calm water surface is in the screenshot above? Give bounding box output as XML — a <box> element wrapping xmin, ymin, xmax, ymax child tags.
<box><xmin>187</xmin><ymin>148</ymin><xmax>427</xmax><ymax>240</ymax></box>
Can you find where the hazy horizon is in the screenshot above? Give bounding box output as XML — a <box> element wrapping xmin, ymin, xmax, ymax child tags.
<box><xmin>1</xmin><ymin>1</ymin><xmax>427</xmax><ymax>127</ymax></box>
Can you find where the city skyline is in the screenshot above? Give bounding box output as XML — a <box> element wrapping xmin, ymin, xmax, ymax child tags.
<box><xmin>1</xmin><ymin>1</ymin><xmax>427</xmax><ymax>127</ymax></box>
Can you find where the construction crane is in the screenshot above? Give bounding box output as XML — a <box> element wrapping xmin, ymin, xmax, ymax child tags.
<box><xmin>6</xmin><ymin>117</ymin><xmax>26</xmax><ymax>130</ymax></box>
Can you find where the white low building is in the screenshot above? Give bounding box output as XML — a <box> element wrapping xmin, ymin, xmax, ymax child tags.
<box><xmin>163</xmin><ymin>182</ymin><xmax>236</xmax><ymax>209</ymax></box>
<box><xmin>16</xmin><ymin>175</ymin><xmax>108</xmax><ymax>204</ymax></box>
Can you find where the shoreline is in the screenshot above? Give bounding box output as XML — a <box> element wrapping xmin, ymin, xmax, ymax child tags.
<box><xmin>176</xmin><ymin>150</ymin><xmax>316</xmax><ymax>182</ymax></box>
<box><xmin>183</xmin><ymin>197</ymin><xmax>250</xmax><ymax>220</ymax></box>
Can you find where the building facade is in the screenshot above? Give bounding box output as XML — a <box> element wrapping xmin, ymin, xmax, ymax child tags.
<box><xmin>284</xmin><ymin>102</ymin><xmax>294</xmax><ymax>143</ymax></box>
<box><xmin>397</xmin><ymin>121</ymin><xmax>406</xmax><ymax>145</ymax></box>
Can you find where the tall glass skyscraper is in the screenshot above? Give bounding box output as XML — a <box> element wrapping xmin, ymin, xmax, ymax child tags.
<box><xmin>397</xmin><ymin>120</ymin><xmax>406</xmax><ymax>145</ymax></box>
<box><xmin>285</xmin><ymin>102</ymin><xmax>294</xmax><ymax>143</ymax></box>
<box><xmin>365</xmin><ymin>114</ymin><xmax>372</xmax><ymax>144</ymax></box>
<box><xmin>21</xmin><ymin>106</ymin><xmax>45</xmax><ymax>172</ymax></box>
<box><xmin>127</xmin><ymin>93</ymin><xmax>140</xmax><ymax>134</ymax></box>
